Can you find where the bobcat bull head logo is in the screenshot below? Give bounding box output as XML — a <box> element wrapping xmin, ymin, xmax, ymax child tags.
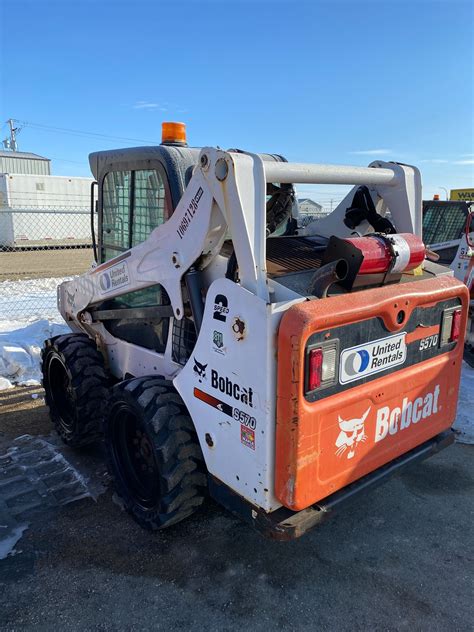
<box><xmin>335</xmin><ymin>407</ymin><xmax>370</xmax><ymax>459</ymax></box>
<box><xmin>193</xmin><ymin>358</ymin><xmax>207</xmax><ymax>382</ymax></box>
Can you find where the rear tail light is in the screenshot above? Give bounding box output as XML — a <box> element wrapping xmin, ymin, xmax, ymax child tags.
<box><xmin>450</xmin><ymin>309</ymin><xmax>462</xmax><ymax>341</ymax></box>
<box><xmin>306</xmin><ymin>341</ymin><xmax>339</xmax><ymax>394</ymax></box>
<box><xmin>308</xmin><ymin>348</ymin><xmax>323</xmax><ymax>391</ymax></box>
<box><xmin>440</xmin><ymin>307</ymin><xmax>463</xmax><ymax>346</ymax></box>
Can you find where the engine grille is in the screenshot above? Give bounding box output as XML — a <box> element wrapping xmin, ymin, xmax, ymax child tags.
<box><xmin>266</xmin><ymin>237</ymin><xmax>323</xmax><ymax>277</ymax></box>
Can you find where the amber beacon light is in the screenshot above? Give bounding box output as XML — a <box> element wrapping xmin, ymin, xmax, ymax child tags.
<box><xmin>161</xmin><ymin>121</ymin><xmax>187</xmax><ymax>145</ymax></box>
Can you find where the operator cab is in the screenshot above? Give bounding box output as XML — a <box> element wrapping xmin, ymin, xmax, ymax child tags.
<box><xmin>89</xmin><ymin>123</ymin><xmax>296</xmax><ymax>360</ymax></box>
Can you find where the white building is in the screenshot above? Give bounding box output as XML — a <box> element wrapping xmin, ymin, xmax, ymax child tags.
<box><xmin>0</xmin><ymin>150</ymin><xmax>51</xmax><ymax>176</ymax></box>
<box><xmin>0</xmin><ymin>151</ymin><xmax>94</xmax><ymax>247</ymax></box>
<box><xmin>298</xmin><ymin>198</ymin><xmax>324</xmax><ymax>217</ymax></box>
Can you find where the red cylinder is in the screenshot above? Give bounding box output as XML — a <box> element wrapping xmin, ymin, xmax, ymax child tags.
<box><xmin>343</xmin><ymin>233</ymin><xmax>426</xmax><ymax>275</ymax></box>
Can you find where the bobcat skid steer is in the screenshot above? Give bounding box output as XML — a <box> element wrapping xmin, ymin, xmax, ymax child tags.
<box><xmin>42</xmin><ymin>123</ymin><xmax>469</xmax><ymax>540</ymax></box>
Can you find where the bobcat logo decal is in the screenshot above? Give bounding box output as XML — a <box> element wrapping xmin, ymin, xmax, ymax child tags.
<box><xmin>335</xmin><ymin>407</ymin><xmax>370</xmax><ymax>459</ymax></box>
<box><xmin>193</xmin><ymin>358</ymin><xmax>207</xmax><ymax>382</ymax></box>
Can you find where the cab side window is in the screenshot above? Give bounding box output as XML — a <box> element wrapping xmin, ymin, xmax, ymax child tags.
<box><xmin>102</xmin><ymin>171</ymin><xmax>132</xmax><ymax>262</ymax></box>
<box><xmin>132</xmin><ymin>169</ymin><xmax>167</xmax><ymax>247</ymax></box>
<box><xmin>101</xmin><ymin>168</ymin><xmax>170</xmax><ymax>262</ymax></box>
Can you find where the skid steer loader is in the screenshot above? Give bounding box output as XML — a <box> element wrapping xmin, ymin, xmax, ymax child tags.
<box><xmin>42</xmin><ymin>123</ymin><xmax>469</xmax><ymax>539</ymax></box>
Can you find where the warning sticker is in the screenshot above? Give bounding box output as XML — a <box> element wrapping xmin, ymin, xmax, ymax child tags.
<box><xmin>240</xmin><ymin>425</ymin><xmax>255</xmax><ymax>450</ymax></box>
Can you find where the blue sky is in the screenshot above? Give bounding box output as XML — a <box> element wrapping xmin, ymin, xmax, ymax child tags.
<box><xmin>1</xmin><ymin>0</ymin><xmax>473</xmax><ymax>204</ymax></box>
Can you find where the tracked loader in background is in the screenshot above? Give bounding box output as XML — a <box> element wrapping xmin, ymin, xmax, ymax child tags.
<box><xmin>42</xmin><ymin>123</ymin><xmax>469</xmax><ymax>539</ymax></box>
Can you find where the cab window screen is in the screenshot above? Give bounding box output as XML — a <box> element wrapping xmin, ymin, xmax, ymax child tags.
<box><xmin>132</xmin><ymin>169</ymin><xmax>167</xmax><ymax>246</ymax></box>
<box><xmin>101</xmin><ymin>168</ymin><xmax>169</xmax><ymax>262</ymax></box>
<box><xmin>422</xmin><ymin>201</ymin><xmax>468</xmax><ymax>245</ymax></box>
<box><xmin>102</xmin><ymin>171</ymin><xmax>131</xmax><ymax>261</ymax></box>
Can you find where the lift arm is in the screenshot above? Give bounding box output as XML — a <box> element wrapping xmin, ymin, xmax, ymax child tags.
<box><xmin>58</xmin><ymin>148</ymin><xmax>421</xmax><ymax>324</ymax></box>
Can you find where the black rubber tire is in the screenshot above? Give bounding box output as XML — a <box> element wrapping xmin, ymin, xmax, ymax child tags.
<box><xmin>104</xmin><ymin>376</ymin><xmax>207</xmax><ymax>530</ymax></box>
<box><xmin>41</xmin><ymin>333</ymin><xmax>109</xmax><ymax>448</ymax></box>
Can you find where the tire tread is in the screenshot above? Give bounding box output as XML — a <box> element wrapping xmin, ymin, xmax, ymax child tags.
<box><xmin>105</xmin><ymin>376</ymin><xmax>206</xmax><ymax>530</ymax></box>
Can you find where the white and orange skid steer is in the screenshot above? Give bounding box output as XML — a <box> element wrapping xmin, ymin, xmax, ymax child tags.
<box><xmin>41</xmin><ymin>123</ymin><xmax>468</xmax><ymax>539</ymax></box>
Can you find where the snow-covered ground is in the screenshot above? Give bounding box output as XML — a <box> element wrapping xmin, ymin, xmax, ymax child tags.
<box><xmin>0</xmin><ymin>277</ymin><xmax>70</xmax><ymax>389</ymax></box>
<box><xmin>0</xmin><ymin>276</ymin><xmax>69</xmax><ymax>321</ymax></box>
<box><xmin>0</xmin><ymin>276</ymin><xmax>473</xmax><ymax>443</ymax></box>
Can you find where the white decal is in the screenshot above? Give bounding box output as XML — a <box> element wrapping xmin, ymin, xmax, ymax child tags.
<box><xmin>375</xmin><ymin>384</ymin><xmax>440</xmax><ymax>443</ymax></box>
<box><xmin>98</xmin><ymin>261</ymin><xmax>130</xmax><ymax>295</ymax></box>
<box><xmin>419</xmin><ymin>334</ymin><xmax>438</xmax><ymax>351</ymax></box>
<box><xmin>389</xmin><ymin>234</ymin><xmax>411</xmax><ymax>274</ymax></box>
<box><xmin>339</xmin><ymin>332</ymin><xmax>406</xmax><ymax>385</ymax></box>
<box><xmin>335</xmin><ymin>408</ymin><xmax>370</xmax><ymax>459</ymax></box>
<box><xmin>176</xmin><ymin>186</ymin><xmax>203</xmax><ymax>240</ymax></box>
<box><xmin>335</xmin><ymin>383</ymin><xmax>441</xmax><ymax>458</ymax></box>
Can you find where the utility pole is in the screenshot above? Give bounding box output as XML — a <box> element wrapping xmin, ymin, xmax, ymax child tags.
<box><xmin>2</xmin><ymin>119</ymin><xmax>21</xmax><ymax>151</ymax></box>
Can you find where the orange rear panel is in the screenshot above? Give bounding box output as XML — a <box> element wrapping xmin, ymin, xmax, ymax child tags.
<box><xmin>275</xmin><ymin>276</ymin><xmax>468</xmax><ymax>511</ymax></box>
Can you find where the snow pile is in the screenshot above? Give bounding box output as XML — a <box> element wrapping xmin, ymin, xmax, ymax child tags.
<box><xmin>0</xmin><ymin>524</ymin><xmax>29</xmax><ymax>561</ymax></box>
<box><xmin>0</xmin><ymin>276</ymin><xmax>70</xmax><ymax>389</ymax></box>
<box><xmin>454</xmin><ymin>362</ymin><xmax>474</xmax><ymax>444</ymax></box>
<box><xmin>0</xmin><ymin>320</ymin><xmax>69</xmax><ymax>389</ymax></box>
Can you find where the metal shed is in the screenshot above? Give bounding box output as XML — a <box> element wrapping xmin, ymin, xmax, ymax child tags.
<box><xmin>0</xmin><ymin>150</ymin><xmax>51</xmax><ymax>176</ymax></box>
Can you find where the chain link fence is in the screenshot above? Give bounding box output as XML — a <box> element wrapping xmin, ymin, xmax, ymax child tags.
<box><xmin>0</xmin><ymin>200</ymin><xmax>339</xmax><ymax>322</ymax></box>
<box><xmin>0</xmin><ymin>206</ymin><xmax>94</xmax><ymax>250</ymax></box>
<box><xmin>0</xmin><ymin>207</ymin><xmax>96</xmax><ymax>321</ymax></box>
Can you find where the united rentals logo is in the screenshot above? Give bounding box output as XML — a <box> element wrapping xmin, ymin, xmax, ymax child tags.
<box><xmin>99</xmin><ymin>272</ymin><xmax>112</xmax><ymax>292</ymax></box>
<box><xmin>98</xmin><ymin>261</ymin><xmax>130</xmax><ymax>295</ymax></box>
<box><xmin>339</xmin><ymin>332</ymin><xmax>406</xmax><ymax>385</ymax></box>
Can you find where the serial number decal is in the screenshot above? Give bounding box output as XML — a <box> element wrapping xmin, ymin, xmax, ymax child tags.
<box><xmin>176</xmin><ymin>187</ymin><xmax>203</xmax><ymax>240</ymax></box>
<box><xmin>98</xmin><ymin>261</ymin><xmax>130</xmax><ymax>294</ymax></box>
<box><xmin>419</xmin><ymin>334</ymin><xmax>439</xmax><ymax>351</ymax></box>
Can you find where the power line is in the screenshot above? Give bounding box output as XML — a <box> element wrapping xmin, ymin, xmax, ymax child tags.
<box><xmin>46</xmin><ymin>156</ymin><xmax>89</xmax><ymax>166</ymax></box>
<box><xmin>15</xmin><ymin>119</ymin><xmax>159</xmax><ymax>145</ymax></box>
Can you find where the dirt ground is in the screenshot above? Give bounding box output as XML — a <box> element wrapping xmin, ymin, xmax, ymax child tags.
<box><xmin>0</xmin><ymin>386</ymin><xmax>473</xmax><ymax>631</ymax></box>
<box><xmin>0</xmin><ymin>248</ymin><xmax>94</xmax><ymax>280</ymax></box>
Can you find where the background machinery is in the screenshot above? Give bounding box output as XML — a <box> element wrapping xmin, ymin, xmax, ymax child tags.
<box><xmin>422</xmin><ymin>198</ymin><xmax>474</xmax><ymax>364</ymax></box>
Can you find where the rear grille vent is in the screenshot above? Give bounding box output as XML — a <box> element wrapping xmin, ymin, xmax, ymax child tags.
<box><xmin>266</xmin><ymin>237</ymin><xmax>323</xmax><ymax>277</ymax></box>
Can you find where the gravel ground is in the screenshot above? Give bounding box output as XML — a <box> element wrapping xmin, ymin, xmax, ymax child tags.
<box><xmin>0</xmin><ymin>387</ymin><xmax>473</xmax><ymax>631</ymax></box>
<box><xmin>0</xmin><ymin>249</ymin><xmax>93</xmax><ymax>280</ymax></box>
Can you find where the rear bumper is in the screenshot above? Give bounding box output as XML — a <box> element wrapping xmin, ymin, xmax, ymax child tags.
<box><xmin>209</xmin><ymin>429</ymin><xmax>455</xmax><ymax>541</ymax></box>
